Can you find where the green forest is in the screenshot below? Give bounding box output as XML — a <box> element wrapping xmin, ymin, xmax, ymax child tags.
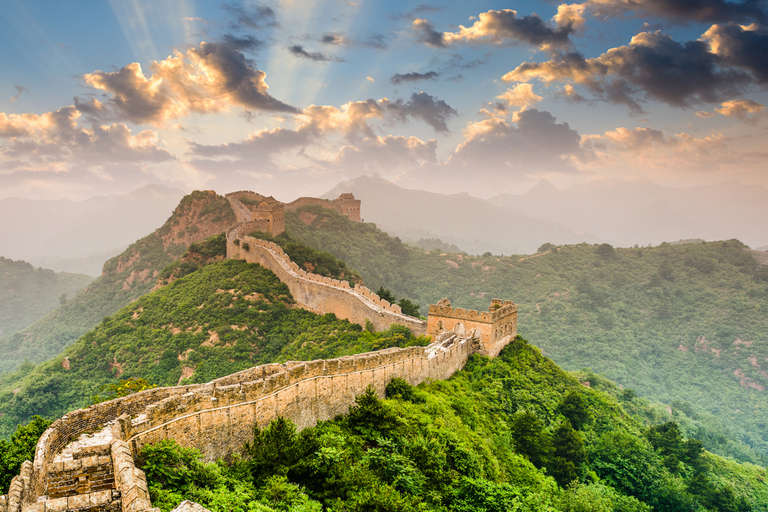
<box><xmin>281</xmin><ymin>206</ymin><xmax>768</xmax><ymax>463</ymax></box>
<box><xmin>0</xmin><ymin>257</ymin><xmax>92</xmax><ymax>338</ymax></box>
<box><xmin>2</xmin><ymin>195</ymin><xmax>768</xmax><ymax>510</ymax></box>
<box><xmin>134</xmin><ymin>337</ymin><xmax>768</xmax><ymax>512</ymax></box>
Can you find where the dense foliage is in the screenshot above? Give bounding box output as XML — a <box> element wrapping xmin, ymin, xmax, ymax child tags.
<box><xmin>0</xmin><ymin>192</ymin><xmax>235</xmax><ymax>374</ymax></box>
<box><xmin>157</xmin><ymin>233</ymin><xmax>228</xmax><ymax>285</ymax></box>
<box><xmin>0</xmin><ymin>257</ymin><xmax>92</xmax><ymax>338</ymax></box>
<box><xmin>0</xmin><ymin>416</ymin><xmax>51</xmax><ymax>494</ymax></box>
<box><xmin>138</xmin><ymin>337</ymin><xmax>768</xmax><ymax>512</ymax></box>
<box><xmin>0</xmin><ymin>259</ymin><xmax>429</xmax><ymax>438</ymax></box>
<box><xmin>283</xmin><ymin>207</ymin><xmax>768</xmax><ymax>462</ymax></box>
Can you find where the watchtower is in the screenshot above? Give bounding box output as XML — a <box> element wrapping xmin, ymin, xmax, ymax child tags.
<box><xmin>332</xmin><ymin>193</ymin><xmax>362</xmax><ymax>222</ymax></box>
<box><xmin>427</xmin><ymin>298</ymin><xmax>517</xmax><ymax>357</ymax></box>
<box><xmin>252</xmin><ymin>196</ymin><xmax>285</xmax><ymax>236</ymax></box>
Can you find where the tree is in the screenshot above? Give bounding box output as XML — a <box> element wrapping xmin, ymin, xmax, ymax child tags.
<box><xmin>538</xmin><ymin>243</ymin><xmax>555</xmax><ymax>253</ymax></box>
<box><xmin>510</xmin><ymin>410</ymin><xmax>550</xmax><ymax>468</ymax></box>
<box><xmin>596</xmin><ymin>243</ymin><xmax>614</xmax><ymax>257</ymax></box>
<box><xmin>557</xmin><ymin>391</ymin><xmax>591</xmax><ymax>430</ymax></box>
<box><xmin>376</xmin><ymin>287</ymin><xmax>396</xmax><ymax>304</ymax></box>
<box><xmin>347</xmin><ymin>385</ymin><xmax>401</xmax><ymax>440</ymax></box>
<box><xmin>397</xmin><ymin>298</ymin><xmax>421</xmax><ymax>317</ymax></box>
<box><xmin>0</xmin><ymin>416</ymin><xmax>52</xmax><ymax>493</ymax></box>
<box><xmin>549</xmin><ymin>420</ymin><xmax>586</xmax><ymax>487</ymax></box>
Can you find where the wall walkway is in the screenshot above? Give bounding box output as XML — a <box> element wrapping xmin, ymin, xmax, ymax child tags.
<box><xmin>226</xmin><ymin>225</ymin><xmax>427</xmax><ymax>335</ymax></box>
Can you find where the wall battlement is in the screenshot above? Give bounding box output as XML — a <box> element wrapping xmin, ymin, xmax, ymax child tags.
<box><xmin>226</xmin><ymin>226</ymin><xmax>426</xmax><ymax>334</ymax></box>
<box><xmin>3</xmin><ymin>335</ymin><xmax>473</xmax><ymax>512</ymax></box>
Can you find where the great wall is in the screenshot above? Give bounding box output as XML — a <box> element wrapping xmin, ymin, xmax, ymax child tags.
<box><xmin>1</xmin><ymin>191</ymin><xmax>517</xmax><ymax>512</ymax></box>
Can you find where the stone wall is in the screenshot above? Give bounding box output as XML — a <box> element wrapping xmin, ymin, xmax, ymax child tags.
<box><xmin>3</xmin><ymin>333</ymin><xmax>473</xmax><ymax>511</ymax></box>
<box><xmin>226</xmin><ymin>226</ymin><xmax>427</xmax><ymax>335</ymax></box>
<box><xmin>224</xmin><ymin>195</ymin><xmax>253</xmax><ymax>224</ymax></box>
<box><xmin>121</xmin><ymin>334</ymin><xmax>473</xmax><ymax>462</ymax></box>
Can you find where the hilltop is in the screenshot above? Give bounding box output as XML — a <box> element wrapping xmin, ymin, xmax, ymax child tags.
<box><xmin>0</xmin><ymin>191</ymin><xmax>236</xmax><ymax>373</ymax></box>
<box><xmin>0</xmin><ymin>258</ymin><xmax>92</xmax><ymax>337</ymax></box>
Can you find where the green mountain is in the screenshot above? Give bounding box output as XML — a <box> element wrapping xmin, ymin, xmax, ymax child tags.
<box><xmin>282</xmin><ymin>205</ymin><xmax>768</xmax><ymax>462</ymax></box>
<box><xmin>2</xmin><ymin>202</ymin><xmax>768</xmax><ymax>511</ymax></box>
<box><xmin>0</xmin><ymin>191</ymin><xmax>236</xmax><ymax>374</ymax></box>
<box><xmin>0</xmin><ymin>238</ymin><xmax>428</xmax><ymax>438</ymax></box>
<box><xmin>0</xmin><ymin>258</ymin><xmax>93</xmax><ymax>337</ymax></box>
<box><xmin>141</xmin><ymin>338</ymin><xmax>768</xmax><ymax>512</ymax></box>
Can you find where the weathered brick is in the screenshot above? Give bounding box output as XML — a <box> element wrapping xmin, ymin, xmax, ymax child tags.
<box><xmin>67</xmin><ymin>494</ymin><xmax>89</xmax><ymax>509</ymax></box>
<box><xmin>45</xmin><ymin>497</ymin><xmax>68</xmax><ymax>512</ymax></box>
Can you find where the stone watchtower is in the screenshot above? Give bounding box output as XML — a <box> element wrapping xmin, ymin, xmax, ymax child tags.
<box><xmin>252</xmin><ymin>197</ymin><xmax>285</xmax><ymax>236</ymax></box>
<box><xmin>332</xmin><ymin>193</ymin><xmax>362</xmax><ymax>222</ymax></box>
<box><xmin>427</xmin><ymin>298</ymin><xmax>517</xmax><ymax>357</ymax></box>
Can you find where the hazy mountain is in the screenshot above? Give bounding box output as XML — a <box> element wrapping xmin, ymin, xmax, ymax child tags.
<box><xmin>0</xmin><ymin>258</ymin><xmax>93</xmax><ymax>337</ymax></box>
<box><xmin>323</xmin><ymin>175</ymin><xmax>597</xmax><ymax>255</ymax></box>
<box><xmin>0</xmin><ymin>184</ymin><xmax>186</xmax><ymax>276</ymax></box>
<box><xmin>0</xmin><ymin>191</ymin><xmax>236</xmax><ymax>374</ymax></box>
<box><xmin>489</xmin><ymin>179</ymin><xmax>768</xmax><ymax>249</ymax></box>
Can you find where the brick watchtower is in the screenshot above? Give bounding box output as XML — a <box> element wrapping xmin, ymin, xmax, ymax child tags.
<box><xmin>427</xmin><ymin>298</ymin><xmax>517</xmax><ymax>357</ymax></box>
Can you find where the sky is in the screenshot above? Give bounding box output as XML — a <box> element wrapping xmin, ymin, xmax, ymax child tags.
<box><xmin>1</xmin><ymin>0</ymin><xmax>766</xmax><ymax>201</ymax></box>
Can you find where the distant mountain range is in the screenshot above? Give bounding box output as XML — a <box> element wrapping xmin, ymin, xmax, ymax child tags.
<box><xmin>324</xmin><ymin>176</ymin><xmax>768</xmax><ymax>254</ymax></box>
<box><xmin>323</xmin><ymin>175</ymin><xmax>597</xmax><ymax>255</ymax></box>
<box><xmin>489</xmin><ymin>178</ymin><xmax>768</xmax><ymax>250</ymax></box>
<box><xmin>0</xmin><ymin>184</ymin><xmax>185</xmax><ymax>275</ymax></box>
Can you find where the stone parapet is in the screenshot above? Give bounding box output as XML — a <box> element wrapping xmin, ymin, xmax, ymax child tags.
<box><xmin>227</xmin><ymin>232</ymin><xmax>426</xmax><ymax>335</ymax></box>
<box><xmin>121</xmin><ymin>337</ymin><xmax>472</xmax><ymax>462</ymax></box>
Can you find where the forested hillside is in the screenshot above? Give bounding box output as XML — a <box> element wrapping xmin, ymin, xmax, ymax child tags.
<box><xmin>0</xmin><ymin>191</ymin><xmax>235</xmax><ymax>373</ymax></box>
<box><xmin>0</xmin><ymin>257</ymin><xmax>93</xmax><ymax>337</ymax></box>
<box><xmin>0</xmin><ymin>248</ymin><xmax>428</xmax><ymax>438</ymax></box>
<box><xmin>137</xmin><ymin>337</ymin><xmax>768</xmax><ymax>512</ymax></box>
<box><xmin>284</xmin><ymin>205</ymin><xmax>768</xmax><ymax>461</ymax></box>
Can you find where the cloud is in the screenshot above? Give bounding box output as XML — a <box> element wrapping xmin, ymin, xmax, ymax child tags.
<box><xmin>0</xmin><ymin>102</ymin><xmax>181</xmax><ymax>199</ymax></box>
<box><xmin>329</xmin><ymin>135</ymin><xmax>438</xmax><ymax>172</ymax></box>
<box><xmin>414</xmin><ymin>7</ymin><xmax>585</xmax><ymax>53</ymax></box>
<box><xmin>320</xmin><ymin>33</ymin><xmax>346</xmax><ymax>45</ymax></box>
<box><xmin>503</xmin><ymin>29</ymin><xmax>755</xmax><ymax>110</ymax></box>
<box><xmin>383</xmin><ymin>92</ymin><xmax>458</xmax><ymax>133</ymax></box>
<box><xmin>390</xmin><ymin>71</ymin><xmax>439</xmax><ymax>85</ymax></box>
<box><xmin>412</xmin><ymin>18</ymin><xmax>446</xmax><ymax>47</ymax></box>
<box><xmin>220</xmin><ymin>34</ymin><xmax>266</xmax><ymax>51</ymax></box>
<box><xmin>584</xmin><ymin>0</ymin><xmax>767</xmax><ymax>24</ymax></box>
<box><xmin>497</xmin><ymin>84</ymin><xmax>544</xmax><ymax>109</ymax></box>
<box><xmin>716</xmin><ymin>98</ymin><xmax>766</xmax><ymax>120</ymax></box>
<box><xmin>288</xmin><ymin>45</ymin><xmax>342</xmax><ymax>62</ymax></box>
<box><xmin>448</xmin><ymin>108</ymin><xmax>583</xmax><ymax>176</ymax></box>
<box><xmin>579</xmin><ymin>125</ymin><xmax>750</xmax><ymax>181</ymax></box>
<box><xmin>11</xmin><ymin>85</ymin><xmax>27</xmax><ymax>102</ymax></box>
<box><xmin>222</xmin><ymin>3</ymin><xmax>278</xmax><ymax>30</ymax></box>
<box><xmin>366</xmin><ymin>76</ymin><xmax>375</xmax><ymax>83</ymax></box>
<box><xmin>702</xmin><ymin>23</ymin><xmax>768</xmax><ymax>82</ymax></box>
<box><xmin>83</xmin><ymin>39</ymin><xmax>297</xmax><ymax>124</ymax></box>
